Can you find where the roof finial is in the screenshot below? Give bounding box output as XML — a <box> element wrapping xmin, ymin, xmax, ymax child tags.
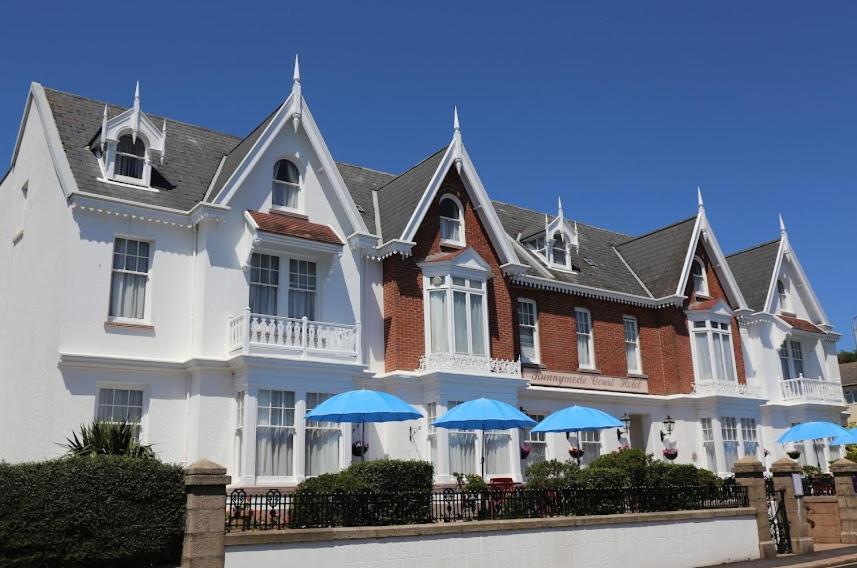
<box><xmin>160</xmin><ymin>119</ymin><xmax>167</xmax><ymax>165</ymax></box>
<box><xmin>131</xmin><ymin>81</ymin><xmax>141</xmax><ymax>144</ymax></box>
<box><xmin>453</xmin><ymin>106</ymin><xmax>460</xmax><ymax>132</ymax></box>
<box><xmin>293</xmin><ymin>54</ymin><xmax>301</xmax><ymax>84</ymax></box>
<box><xmin>557</xmin><ymin>196</ymin><xmax>564</xmax><ymax>218</ymax></box>
<box><xmin>779</xmin><ymin>213</ymin><xmax>787</xmax><ymax>235</ymax></box>
<box><xmin>100</xmin><ymin>104</ymin><xmax>108</xmax><ymax>152</ymax></box>
<box><xmin>697</xmin><ymin>186</ymin><xmax>704</xmax><ymax>210</ymax></box>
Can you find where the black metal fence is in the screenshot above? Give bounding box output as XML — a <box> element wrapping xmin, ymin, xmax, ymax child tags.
<box><xmin>225</xmin><ymin>485</ymin><xmax>748</xmax><ymax>531</ymax></box>
<box><xmin>802</xmin><ymin>476</ymin><xmax>836</xmax><ymax>496</ymax></box>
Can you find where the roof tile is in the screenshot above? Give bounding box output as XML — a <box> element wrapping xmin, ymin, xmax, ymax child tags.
<box><xmin>249</xmin><ymin>211</ymin><xmax>343</xmax><ymax>245</ymax></box>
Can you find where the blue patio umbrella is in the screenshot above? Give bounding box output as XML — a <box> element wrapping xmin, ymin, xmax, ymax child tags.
<box><xmin>305</xmin><ymin>389</ymin><xmax>421</xmax><ymax>461</ymax></box>
<box><xmin>531</xmin><ymin>405</ymin><xmax>623</xmax><ymax>433</ymax></box>
<box><xmin>776</xmin><ymin>421</ymin><xmax>849</xmax><ymax>444</ymax></box>
<box><xmin>433</xmin><ymin>398</ymin><xmax>536</xmax><ymax>477</ymax></box>
<box><xmin>830</xmin><ymin>428</ymin><xmax>857</xmax><ymax>446</ymax></box>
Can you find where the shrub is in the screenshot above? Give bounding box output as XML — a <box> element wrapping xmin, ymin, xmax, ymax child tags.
<box><xmin>63</xmin><ymin>421</ymin><xmax>154</xmax><ymax>459</ymax></box>
<box><xmin>0</xmin><ymin>456</ymin><xmax>184</xmax><ymax>567</ymax></box>
<box><xmin>524</xmin><ymin>459</ymin><xmax>579</xmax><ymax>489</ymax></box>
<box><xmin>587</xmin><ymin>448</ymin><xmax>651</xmax><ymax>485</ymax></box>
<box><xmin>290</xmin><ymin>459</ymin><xmax>434</xmax><ymax>528</ymax></box>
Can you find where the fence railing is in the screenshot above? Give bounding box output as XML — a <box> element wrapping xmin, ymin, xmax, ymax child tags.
<box><xmin>802</xmin><ymin>475</ymin><xmax>836</xmax><ymax>496</ymax></box>
<box><xmin>227</xmin><ymin>310</ymin><xmax>359</xmax><ymax>359</ymax></box>
<box><xmin>780</xmin><ymin>377</ymin><xmax>844</xmax><ymax>404</ymax></box>
<box><xmin>225</xmin><ymin>485</ymin><xmax>748</xmax><ymax>531</ymax></box>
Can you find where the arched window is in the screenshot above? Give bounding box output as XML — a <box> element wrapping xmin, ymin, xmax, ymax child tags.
<box><xmin>272</xmin><ymin>160</ymin><xmax>300</xmax><ymax>209</ymax></box>
<box><xmin>551</xmin><ymin>234</ymin><xmax>567</xmax><ymax>267</ymax></box>
<box><xmin>777</xmin><ymin>279</ymin><xmax>790</xmax><ymax>312</ymax></box>
<box><xmin>439</xmin><ymin>195</ymin><xmax>463</xmax><ymax>244</ymax></box>
<box><xmin>115</xmin><ymin>134</ymin><xmax>146</xmax><ymax>179</ymax></box>
<box><xmin>691</xmin><ymin>257</ymin><xmax>709</xmax><ymax>297</ymax></box>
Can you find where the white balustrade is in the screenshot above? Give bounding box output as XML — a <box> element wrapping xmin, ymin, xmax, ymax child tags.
<box><xmin>693</xmin><ymin>379</ymin><xmax>763</xmax><ymax>398</ymax></box>
<box><xmin>418</xmin><ymin>352</ymin><xmax>522</xmax><ymax>377</ymax></box>
<box><xmin>780</xmin><ymin>377</ymin><xmax>844</xmax><ymax>404</ymax></box>
<box><xmin>228</xmin><ymin>312</ymin><xmax>358</xmax><ymax>359</ymax></box>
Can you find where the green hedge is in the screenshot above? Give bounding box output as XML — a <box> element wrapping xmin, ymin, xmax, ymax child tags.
<box><xmin>290</xmin><ymin>459</ymin><xmax>433</xmax><ymax>527</ymax></box>
<box><xmin>0</xmin><ymin>456</ymin><xmax>185</xmax><ymax>567</ymax></box>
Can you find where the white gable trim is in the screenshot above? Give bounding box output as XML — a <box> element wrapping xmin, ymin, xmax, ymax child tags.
<box><xmin>11</xmin><ymin>83</ymin><xmax>79</xmax><ymax>199</ymax></box>
<box><xmin>674</xmin><ymin>210</ymin><xmax>749</xmax><ymax>309</ymax></box>
<box><xmin>397</xmin><ymin>139</ymin><xmax>524</xmax><ymax>269</ymax></box>
<box><xmin>763</xmin><ymin>235</ymin><xmax>829</xmax><ymax>324</ymax></box>
<box><xmin>417</xmin><ymin>248</ymin><xmax>493</xmax><ymax>280</ymax></box>
<box><xmin>210</xmin><ymin>93</ymin><xmax>370</xmax><ymax>237</ymax></box>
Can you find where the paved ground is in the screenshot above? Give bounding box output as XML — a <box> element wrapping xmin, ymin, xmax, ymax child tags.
<box><xmin>704</xmin><ymin>545</ymin><xmax>857</xmax><ymax>568</ymax></box>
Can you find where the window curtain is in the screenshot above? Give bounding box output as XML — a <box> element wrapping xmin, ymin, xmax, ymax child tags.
<box><xmin>721</xmin><ymin>334</ymin><xmax>735</xmax><ymax>380</ymax></box>
<box><xmin>484</xmin><ymin>432</ymin><xmax>510</xmax><ymax>475</ymax></box>
<box><xmin>110</xmin><ymin>272</ymin><xmax>147</xmax><ymax>319</ymax></box>
<box><xmin>625</xmin><ymin>340</ymin><xmax>638</xmax><ymax>373</ymax></box>
<box><xmin>453</xmin><ymin>291</ymin><xmax>468</xmax><ymax>353</ymax></box>
<box><xmin>694</xmin><ymin>333</ymin><xmax>712</xmax><ymax>380</ymax></box>
<box><xmin>449</xmin><ymin>431</ymin><xmax>477</xmax><ymax>475</ymax></box>
<box><xmin>722</xmin><ymin>442</ymin><xmax>739</xmax><ymax>471</ymax></box>
<box><xmin>249</xmin><ymin>284</ymin><xmax>277</xmax><ymax>316</ymax></box>
<box><xmin>712</xmin><ymin>334</ymin><xmax>726</xmax><ymax>380</ymax></box>
<box><xmin>577</xmin><ymin>333</ymin><xmax>590</xmax><ymax>367</ymax></box>
<box><xmin>255</xmin><ymin>428</ymin><xmax>294</xmax><ymax>476</ymax></box>
<box><xmin>305</xmin><ymin>428</ymin><xmax>339</xmax><ymax>476</ymax></box>
<box><xmin>429</xmin><ymin>291</ymin><xmax>448</xmax><ymax>353</ymax></box>
<box><xmin>288</xmin><ymin>290</ymin><xmax>315</xmax><ymax>320</ymax></box>
<box><xmin>520</xmin><ymin>327</ymin><xmax>535</xmax><ymax>360</ymax></box>
<box><xmin>469</xmin><ymin>295</ymin><xmax>485</xmax><ymax>356</ymax></box>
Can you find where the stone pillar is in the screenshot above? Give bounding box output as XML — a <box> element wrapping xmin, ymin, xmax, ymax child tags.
<box><xmin>182</xmin><ymin>459</ymin><xmax>230</xmax><ymax>568</ymax></box>
<box><xmin>831</xmin><ymin>458</ymin><xmax>857</xmax><ymax>544</ymax></box>
<box><xmin>771</xmin><ymin>457</ymin><xmax>814</xmax><ymax>555</ymax></box>
<box><xmin>733</xmin><ymin>456</ymin><xmax>777</xmax><ymax>559</ymax></box>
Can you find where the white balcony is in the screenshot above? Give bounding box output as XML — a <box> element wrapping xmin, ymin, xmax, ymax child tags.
<box><xmin>418</xmin><ymin>352</ymin><xmax>521</xmax><ymax>377</ymax></box>
<box><xmin>780</xmin><ymin>377</ymin><xmax>844</xmax><ymax>404</ymax></box>
<box><xmin>693</xmin><ymin>378</ymin><xmax>763</xmax><ymax>398</ymax></box>
<box><xmin>228</xmin><ymin>310</ymin><xmax>359</xmax><ymax>361</ymax></box>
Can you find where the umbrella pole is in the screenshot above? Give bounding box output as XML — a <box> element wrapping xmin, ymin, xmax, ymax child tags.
<box><xmin>481</xmin><ymin>432</ymin><xmax>485</xmax><ymax>479</ymax></box>
<box><xmin>361</xmin><ymin>421</ymin><xmax>366</xmax><ymax>463</ymax></box>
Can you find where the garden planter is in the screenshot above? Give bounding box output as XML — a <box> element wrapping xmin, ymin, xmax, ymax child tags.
<box><xmin>663</xmin><ymin>448</ymin><xmax>678</xmax><ymax>461</ymax></box>
<box><xmin>568</xmin><ymin>447</ymin><xmax>584</xmax><ymax>459</ymax></box>
<box><xmin>520</xmin><ymin>443</ymin><xmax>531</xmax><ymax>460</ymax></box>
<box><xmin>787</xmin><ymin>450</ymin><xmax>801</xmax><ymax>460</ymax></box>
<box><xmin>352</xmin><ymin>440</ymin><xmax>369</xmax><ymax>457</ymax></box>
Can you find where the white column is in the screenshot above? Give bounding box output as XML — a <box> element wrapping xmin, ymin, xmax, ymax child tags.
<box><xmin>295</xmin><ymin>390</ymin><xmax>307</xmax><ymax>481</ymax></box>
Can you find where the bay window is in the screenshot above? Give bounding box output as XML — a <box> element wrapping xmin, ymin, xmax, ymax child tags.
<box><xmin>575</xmin><ymin>308</ymin><xmax>595</xmax><ymax>370</ymax></box>
<box><xmin>109</xmin><ymin>237</ymin><xmax>150</xmax><ymax>320</ymax></box>
<box><xmin>305</xmin><ymin>392</ymin><xmax>340</xmax><ymax>476</ymax></box>
<box><xmin>427</xmin><ymin>276</ymin><xmax>488</xmax><ymax>357</ymax></box>
<box><xmin>741</xmin><ymin>418</ymin><xmax>759</xmax><ymax>460</ymax></box>
<box><xmin>720</xmin><ymin>417</ymin><xmax>739</xmax><ymax>472</ymax></box>
<box><xmin>256</xmin><ymin>389</ymin><xmax>295</xmax><ymax>477</ymax></box>
<box><xmin>701</xmin><ymin>418</ymin><xmax>717</xmax><ymax>471</ymax></box>
<box><xmin>518</xmin><ymin>299</ymin><xmax>539</xmax><ymax>363</ymax></box>
<box><xmin>484</xmin><ymin>432</ymin><xmax>511</xmax><ymax>475</ymax></box>
<box><xmin>779</xmin><ymin>339</ymin><xmax>805</xmax><ymax>379</ymax></box>
<box><xmin>691</xmin><ymin>319</ymin><xmax>736</xmax><ymax>382</ymax></box>
<box><xmin>623</xmin><ymin>316</ymin><xmax>641</xmax><ymax>374</ymax></box>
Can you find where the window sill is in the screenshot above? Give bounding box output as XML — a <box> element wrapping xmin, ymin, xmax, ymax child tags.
<box><xmin>440</xmin><ymin>240</ymin><xmax>465</xmax><ymax>249</ymax></box>
<box><xmin>628</xmin><ymin>372</ymin><xmax>648</xmax><ymax>380</ymax></box>
<box><xmin>576</xmin><ymin>367</ymin><xmax>601</xmax><ymax>374</ymax></box>
<box><xmin>694</xmin><ymin>293</ymin><xmax>711</xmax><ymax>301</ymax></box>
<box><xmin>269</xmin><ymin>207</ymin><xmax>308</xmax><ymax>220</ymax></box>
<box><xmin>104</xmin><ymin>319</ymin><xmax>154</xmax><ymax>331</ymax></box>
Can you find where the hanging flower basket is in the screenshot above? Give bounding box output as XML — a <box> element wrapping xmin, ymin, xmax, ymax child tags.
<box><xmin>520</xmin><ymin>443</ymin><xmax>532</xmax><ymax>460</ymax></box>
<box><xmin>787</xmin><ymin>450</ymin><xmax>801</xmax><ymax>460</ymax></box>
<box><xmin>568</xmin><ymin>447</ymin><xmax>585</xmax><ymax>459</ymax></box>
<box><xmin>351</xmin><ymin>440</ymin><xmax>369</xmax><ymax>457</ymax></box>
<box><xmin>663</xmin><ymin>448</ymin><xmax>678</xmax><ymax>461</ymax></box>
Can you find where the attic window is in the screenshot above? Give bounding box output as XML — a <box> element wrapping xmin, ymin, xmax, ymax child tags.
<box><xmin>272</xmin><ymin>159</ymin><xmax>301</xmax><ymax>211</ymax></box>
<box><xmin>439</xmin><ymin>195</ymin><xmax>464</xmax><ymax>245</ymax></box>
<box><xmin>115</xmin><ymin>135</ymin><xmax>146</xmax><ymax>179</ymax></box>
<box><xmin>777</xmin><ymin>279</ymin><xmax>791</xmax><ymax>313</ymax></box>
<box><xmin>691</xmin><ymin>257</ymin><xmax>709</xmax><ymax>297</ymax></box>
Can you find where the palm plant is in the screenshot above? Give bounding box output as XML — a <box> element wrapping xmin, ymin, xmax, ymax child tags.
<box><xmin>63</xmin><ymin>420</ymin><xmax>155</xmax><ymax>458</ymax></box>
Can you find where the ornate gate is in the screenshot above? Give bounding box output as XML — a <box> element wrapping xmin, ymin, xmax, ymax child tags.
<box><xmin>766</xmin><ymin>484</ymin><xmax>792</xmax><ymax>554</ymax></box>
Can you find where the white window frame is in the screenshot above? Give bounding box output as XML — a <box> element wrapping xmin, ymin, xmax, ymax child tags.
<box><xmin>779</xmin><ymin>339</ymin><xmax>805</xmax><ymax>380</ymax></box>
<box><xmin>691</xmin><ymin>256</ymin><xmax>709</xmax><ymax>297</ymax></box>
<box><xmin>549</xmin><ymin>233</ymin><xmax>571</xmax><ymax>270</ymax></box>
<box><xmin>271</xmin><ymin>158</ymin><xmax>302</xmax><ymax>214</ymax></box>
<box><xmin>689</xmin><ymin>317</ymin><xmax>737</xmax><ymax>383</ymax></box>
<box><xmin>424</xmin><ymin>274</ymin><xmax>490</xmax><ymax>357</ymax></box>
<box><xmin>234</xmin><ymin>391</ymin><xmax>245</xmax><ymax>477</ymax></box>
<box><xmin>254</xmin><ymin>388</ymin><xmax>297</xmax><ymax>482</ymax></box>
<box><xmin>95</xmin><ymin>386</ymin><xmax>146</xmax><ymax>443</ymax></box>
<box><xmin>579</xmin><ymin>430</ymin><xmax>602</xmax><ymax>467</ymax></box>
<box><xmin>740</xmin><ymin>418</ymin><xmax>759</xmax><ymax>460</ymax></box>
<box><xmin>305</xmin><ymin>391</ymin><xmax>341</xmax><ymax>477</ymax></box>
<box><xmin>700</xmin><ymin>418</ymin><xmax>718</xmax><ymax>472</ymax></box>
<box><xmin>575</xmin><ymin>307</ymin><xmax>596</xmax><ymax>371</ymax></box>
<box><xmin>248</xmin><ymin>252</ymin><xmax>280</xmax><ymax>316</ymax></box>
<box><xmin>287</xmin><ymin>259</ymin><xmax>317</xmax><ymax>320</ymax></box>
<box><xmin>777</xmin><ymin>279</ymin><xmax>791</xmax><ymax>313</ymax></box>
<box><xmin>720</xmin><ymin>416</ymin><xmax>740</xmax><ymax>472</ymax></box>
<box><xmin>517</xmin><ymin>298</ymin><xmax>540</xmax><ymax>364</ymax></box>
<box><xmin>439</xmin><ymin>194</ymin><xmax>465</xmax><ymax>246</ymax></box>
<box><xmin>426</xmin><ymin>402</ymin><xmax>438</xmax><ymax>466</ymax></box>
<box><xmin>107</xmin><ymin>236</ymin><xmax>153</xmax><ymax>324</ymax></box>
<box><xmin>623</xmin><ymin>315</ymin><xmax>642</xmax><ymax>375</ymax></box>
<box><xmin>108</xmin><ymin>132</ymin><xmax>152</xmax><ymax>187</ymax></box>
<box><xmin>523</xmin><ymin>414</ymin><xmax>546</xmax><ymax>468</ymax></box>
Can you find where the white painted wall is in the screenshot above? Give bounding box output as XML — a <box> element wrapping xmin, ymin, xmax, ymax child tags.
<box><xmin>225</xmin><ymin>516</ymin><xmax>759</xmax><ymax>568</ymax></box>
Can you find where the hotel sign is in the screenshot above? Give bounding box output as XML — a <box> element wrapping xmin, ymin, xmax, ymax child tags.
<box><xmin>528</xmin><ymin>371</ymin><xmax>648</xmax><ymax>394</ymax></box>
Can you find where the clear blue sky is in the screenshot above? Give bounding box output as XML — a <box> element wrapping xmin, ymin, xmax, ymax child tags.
<box><xmin>2</xmin><ymin>1</ymin><xmax>856</xmax><ymax>347</ymax></box>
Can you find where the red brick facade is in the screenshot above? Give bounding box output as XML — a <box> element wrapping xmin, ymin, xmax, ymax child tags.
<box><xmin>382</xmin><ymin>168</ymin><xmax>746</xmax><ymax>396</ymax></box>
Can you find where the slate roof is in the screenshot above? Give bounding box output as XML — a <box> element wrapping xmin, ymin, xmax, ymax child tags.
<box><xmin>840</xmin><ymin>362</ymin><xmax>857</xmax><ymax>388</ymax></box>
<box><xmin>492</xmin><ymin>201</ymin><xmax>650</xmax><ymax>297</ymax></box>
<box><xmin>248</xmin><ymin>210</ymin><xmax>342</xmax><ymax>245</ymax></box>
<box><xmin>374</xmin><ymin>148</ymin><xmax>446</xmax><ymax>242</ymax></box>
<box><xmin>336</xmin><ymin>162</ymin><xmax>395</xmax><ymax>232</ymax></box>
<box><xmin>614</xmin><ymin>217</ymin><xmax>698</xmax><ymax>298</ymax></box>
<box><xmin>726</xmin><ymin>240</ymin><xmax>780</xmax><ymax>312</ymax></box>
<box><xmin>43</xmin><ymin>88</ymin><xmax>240</xmax><ymax>211</ymax></box>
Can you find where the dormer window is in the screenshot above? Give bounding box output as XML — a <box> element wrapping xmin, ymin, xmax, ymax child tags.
<box><xmin>115</xmin><ymin>135</ymin><xmax>146</xmax><ymax>179</ymax></box>
<box><xmin>691</xmin><ymin>257</ymin><xmax>709</xmax><ymax>297</ymax></box>
<box><xmin>439</xmin><ymin>195</ymin><xmax>464</xmax><ymax>245</ymax></box>
<box><xmin>272</xmin><ymin>159</ymin><xmax>301</xmax><ymax>211</ymax></box>
<box><xmin>551</xmin><ymin>234</ymin><xmax>568</xmax><ymax>267</ymax></box>
<box><xmin>777</xmin><ymin>279</ymin><xmax>791</xmax><ymax>312</ymax></box>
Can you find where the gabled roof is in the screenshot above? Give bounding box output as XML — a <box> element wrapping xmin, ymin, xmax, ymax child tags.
<box><xmin>614</xmin><ymin>217</ymin><xmax>698</xmax><ymax>298</ymax></box>
<box><xmin>43</xmin><ymin>87</ymin><xmax>239</xmax><ymax>211</ymax></box>
<box><xmin>726</xmin><ymin>239</ymin><xmax>780</xmax><ymax>312</ymax></box>
<box><xmin>492</xmin><ymin>201</ymin><xmax>649</xmax><ymax>297</ymax></box>
<box><xmin>374</xmin><ymin>147</ymin><xmax>446</xmax><ymax>242</ymax></box>
<box><xmin>336</xmin><ymin>162</ymin><xmax>396</xmax><ymax>233</ymax></box>
<box><xmin>248</xmin><ymin>210</ymin><xmax>342</xmax><ymax>245</ymax></box>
